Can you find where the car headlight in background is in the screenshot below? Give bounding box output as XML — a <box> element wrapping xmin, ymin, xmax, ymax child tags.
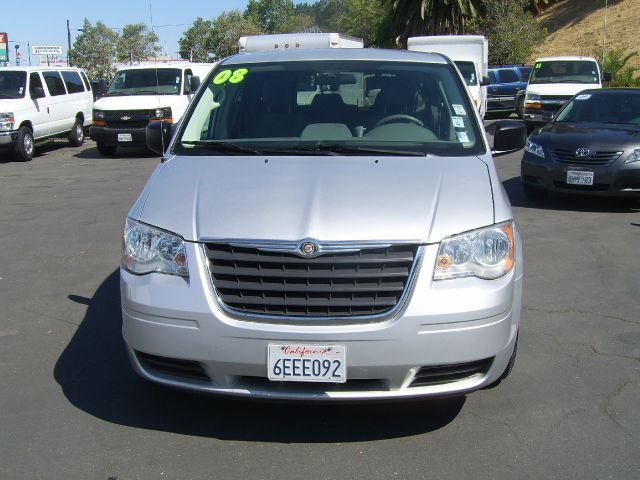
<box><xmin>624</xmin><ymin>149</ymin><xmax>640</xmax><ymax>163</ymax></box>
<box><xmin>0</xmin><ymin>112</ymin><xmax>15</xmax><ymax>132</ymax></box>
<box><xmin>524</xmin><ymin>139</ymin><xmax>545</xmax><ymax>158</ymax></box>
<box><xmin>92</xmin><ymin>110</ymin><xmax>105</xmax><ymax>126</ymax></box>
<box><xmin>149</xmin><ymin>107</ymin><xmax>172</xmax><ymax>123</ymax></box>
<box><xmin>122</xmin><ymin>218</ymin><xmax>188</xmax><ymax>277</ymax></box>
<box><xmin>525</xmin><ymin>93</ymin><xmax>541</xmax><ymax>102</ymax></box>
<box><xmin>434</xmin><ymin>221</ymin><xmax>515</xmax><ymax>280</ymax></box>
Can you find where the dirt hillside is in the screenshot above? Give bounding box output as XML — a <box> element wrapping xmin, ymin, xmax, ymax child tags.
<box><xmin>530</xmin><ymin>0</ymin><xmax>640</xmax><ymax>67</ymax></box>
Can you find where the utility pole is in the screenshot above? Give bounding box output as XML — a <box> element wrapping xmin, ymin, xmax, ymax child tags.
<box><xmin>67</xmin><ymin>19</ymin><xmax>72</xmax><ymax>66</ymax></box>
<box><xmin>602</xmin><ymin>0</ymin><xmax>608</xmax><ymax>73</ymax></box>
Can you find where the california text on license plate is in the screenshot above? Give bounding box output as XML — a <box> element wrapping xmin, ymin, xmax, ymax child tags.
<box><xmin>117</xmin><ymin>133</ymin><xmax>132</xmax><ymax>142</ymax></box>
<box><xmin>268</xmin><ymin>344</ymin><xmax>346</xmax><ymax>383</ymax></box>
<box><xmin>566</xmin><ymin>170</ymin><xmax>594</xmax><ymax>185</ymax></box>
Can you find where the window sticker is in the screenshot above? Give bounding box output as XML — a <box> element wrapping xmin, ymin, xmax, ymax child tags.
<box><xmin>575</xmin><ymin>94</ymin><xmax>592</xmax><ymax>100</ymax></box>
<box><xmin>451</xmin><ymin>116</ymin><xmax>465</xmax><ymax>128</ymax></box>
<box><xmin>535</xmin><ymin>62</ymin><xmax>542</xmax><ymax>69</ymax></box>
<box><xmin>19</xmin><ymin>87</ymin><xmax>24</xmax><ymax>95</ymax></box>
<box><xmin>213</xmin><ymin>68</ymin><xmax>249</xmax><ymax>85</ymax></box>
<box><xmin>452</xmin><ymin>104</ymin><xmax>466</xmax><ymax>115</ymax></box>
<box><xmin>456</xmin><ymin>131</ymin><xmax>470</xmax><ymax>143</ymax></box>
<box><xmin>176</xmin><ymin>76</ymin><xmax>180</xmax><ymax>84</ymax></box>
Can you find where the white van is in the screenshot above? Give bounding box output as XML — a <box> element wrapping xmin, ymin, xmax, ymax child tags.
<box><xmin>90</xmin><ymin>63</ymin><xmax>215</xmax><ymax>156</ymax></box>
<box><xmin>523</xmin><ymin>56</ymin><xmax>605</xmax><ymax>126</ymax></box>
<box><xmin>408</xmin><ymin>35</ymin><xmax>489</xmax><ymax>118</ymax></box>
<box><xmin>238</xmin><ymin>33</ymin><xmax>364</xmax><ymax>53</ymax></box>
<box><xmin>0</xmin><ymin>66</ymin><xmax>93</xmax><ymax>161</ymax></box>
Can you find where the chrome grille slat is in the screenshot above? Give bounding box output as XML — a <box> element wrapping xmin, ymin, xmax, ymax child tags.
<box><xmin>552</xmin><ymin>149</ymin><xmax>622</xmax><ymax>166</ymax></box>
<box><xmin>205</xmin><ymin>243</ymin><xmax>418</xmax><ymax>318</ymax></box>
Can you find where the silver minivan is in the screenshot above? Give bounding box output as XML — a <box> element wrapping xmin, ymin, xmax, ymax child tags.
<box><xmin>121</xmin><ymin>48</ymin><xmax>527</xmax><ymax>400</ymax></box>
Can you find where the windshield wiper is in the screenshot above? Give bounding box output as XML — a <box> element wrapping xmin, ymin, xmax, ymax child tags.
<box><xmin>264</xmin><ymin>144</ymin><xmax>427</xmax><ymax>156</ymax></box>
<box><xmin>179</xmin><ymin>140</ymin><xmax>262</xmax><ymax>154</ymax></box>
<box><xmin>131</xmin><ymin>90</ymin><xmax>162</xmax><ymax>95</ymax></box>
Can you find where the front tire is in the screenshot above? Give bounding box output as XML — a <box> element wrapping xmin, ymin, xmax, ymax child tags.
<box><xmin>15</xmin><ymin>126</ymin><xmax>34</xmax><ymax>162</ymax></box>
<box><xmin>96</xmin><ymin>142</ymin><xmax>117</xmax><ymax>156</ymax></box>
<box><xmin>68</xmin><ymin>118</ymin><xmax>85</xmax><ymax>147</ymax></box>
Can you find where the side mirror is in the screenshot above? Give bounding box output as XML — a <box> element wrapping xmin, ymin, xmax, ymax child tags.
<box><xmin>31</xmin><ymin>86</ymin><xmax>45</xmax><ymax>99</ymax></box>
<box><xmin>603</xmin><ymin>72</ymin><xmax>612</xmax><ymax>82</ymax></box>
<box><xmin>146</xmin><ymin>121</ymin><xmax>174</xmax><ymax>156</ymax></box>
<box><xmin>480</xmin><ymin>75</ymin><xmax>490</xmax><ymax>87</ymax></box>
<box><xmin>490</xmin><ymin>120</ymin><xmax>527</xmax><ymax>154</ymax></box>
<box><xmin>190</xmin><ymin>76</ymin><xmax>201</xmax><ymax>92</ymax></box>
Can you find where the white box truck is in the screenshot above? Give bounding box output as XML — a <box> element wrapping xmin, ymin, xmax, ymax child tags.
<box><xmin>239</xmin><ymin>33</ymin><xmax>364</xmax><ymax>53</ymax></box>
<box><xmin>408</xmin><ymin>35</ymin><xmax>489</xmax><ymax>118</ymax></box>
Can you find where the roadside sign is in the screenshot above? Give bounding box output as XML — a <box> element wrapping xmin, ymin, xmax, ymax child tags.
<box><xmin>0</xmin><ymin>32</ymin><xmax>8</xmax><ymax>62</ymax></box>
<box><xmin>32</xmin><ymin>45</ymin><xmax>63</xmax><ymax>56</ymax></box>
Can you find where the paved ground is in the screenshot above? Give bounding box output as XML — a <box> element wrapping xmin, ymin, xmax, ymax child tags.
<box><xmin>1</xmin><ymin>137</ymin><xmax>639</xmax><ymax>480</ymax></box>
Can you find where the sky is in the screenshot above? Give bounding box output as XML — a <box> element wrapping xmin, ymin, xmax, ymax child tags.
<box><xmin>2</xmin><ymin>0</ymin><xmax>251</xmax><ymax>65</ymax></box>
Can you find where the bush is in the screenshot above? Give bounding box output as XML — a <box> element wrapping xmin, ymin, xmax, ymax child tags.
<box><xmin>595</xmin><ymin>48</ymin><xmax>640</xmax><ymax>88</ymax></box>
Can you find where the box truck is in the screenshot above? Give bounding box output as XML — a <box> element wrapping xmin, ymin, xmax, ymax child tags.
<box><xmin>239</xmin><ymin>33</ymin><xmax>364</xmax><ymax>53</ymax></box>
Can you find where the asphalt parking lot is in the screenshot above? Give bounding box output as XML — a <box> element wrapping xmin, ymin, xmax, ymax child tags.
<box><xmin>1</xmin><ymin>137</ymin><xmax>639</xmax><ymax>479</ymax></box>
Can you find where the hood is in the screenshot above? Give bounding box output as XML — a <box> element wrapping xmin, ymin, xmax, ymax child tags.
<box><xmin>136</xmin><ymin>155</ymin><xmax>495</xmax><ymax>244</ymax></box>
<box><xmin>537</xmin><ymin>122</ymin><xmax>640</xmax><ymax>149</ymax></box>
<box><xmin>0</xmin><ymin>98</ymin><xmax>29</xmax><ymax>113</ymax></box>
<box><xmin>526</xmin><ymin>83</ymin><xmax>600</xmax><ymax>97</ymax></box>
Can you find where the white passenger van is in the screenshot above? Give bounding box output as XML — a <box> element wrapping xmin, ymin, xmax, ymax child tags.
<box><xmin>523</xmin><ymin>56</ymin><xmax>607</xmax><ymax>126</ymax></box>
<box><xmin>238</xmin><ymin>33</ymin><xmax>364</xmax><ymax>53</ymax></box>
<box><xmin>0</xmin><ymin>66</ymin><xmax>93</xmax><ymax>161</ymax></box>
<box><xmin>90</xmin><ymin>63</ymin><xmax>215</xmax><ymax>156</ymax></box>
<box><xmin>408</xmin><ymin>35</ymin><xmax>489</xmax><ymax>118</ymax></box>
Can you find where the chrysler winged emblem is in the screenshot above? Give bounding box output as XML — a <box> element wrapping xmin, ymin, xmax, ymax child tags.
<box><xmin>575</xmin><ymin>147</ymin><xmax>591</xmax><ymax>158</ymax></box>
<box><xmin>298</xmin><ymin>241</ymin><xmax>319</xmax><ymax>257</ymax></box>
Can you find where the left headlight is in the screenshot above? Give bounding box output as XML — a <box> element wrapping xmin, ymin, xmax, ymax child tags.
<box><xmin>625</xmin><ymin>149</ymin><xmax>640</xmax><ymax>163</ymax></box>
<box><xmin>0</xmin><ymin>112</ymin><xmax>15</xmax><ymax>132</ymax></box>
<box><xmin>525</xmin><ymin>139</ymin><xmax>545</xmax><ymax>158</ymax></box>
<box><xmin>122</xmin><ymin>218</ymin><xmax>188</xmax><ymax>277</ymax></box>
<box><xmin>434</xmin><ymin>221</ymin><xmax>515</xmax><ymax>281</ymax></box>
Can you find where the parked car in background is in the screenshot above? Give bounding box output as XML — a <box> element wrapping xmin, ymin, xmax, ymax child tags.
<box><xmin>0</xmin><ymin>66</ymin><xmax>93</xmax><ymax>161</ymax></box>
<box><xmin>90</xmin><ymin>63</ymin><xmax>215</xmax><ymax>156</ymax></box>
<box><xmin>521</xmin><ymin>88</ymin><xmax>640</xmax><ymax>200</ymax></box>
<box><xmin>522</xmin><ymin>56</ymin><xmax>607</xmax><ymax>128</ymax></box>
<box><xmin>486</xmin><ymin>65</ymin><xmax>531</xmax><ymax>118</ymax></box>
<box><xmin>121</xmin><ymin>48</ymin><xmax>527</xmax><ymax>401</ymax></box>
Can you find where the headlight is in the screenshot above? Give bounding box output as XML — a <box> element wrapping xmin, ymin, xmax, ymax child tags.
<box><xmin>525</xmin><ymin>139</ymin><xmax>545</xmax><ymax>158</ymax></box>
<box><xmin>526</xmin><ymin>93</ymin><xmax>541</xmax><ymax>102</ymax></box>
<box><xmin>149</xmin><ymin>107</ymin><xmax>172</xmax><ymax>122</ymax></box>
<box><xmin>93</xmin><ymin>110</ymin><xmax>105</xmax><ymax>120</ymax></box>
<box><xmin>625</xmin><ymin>149</ymin><xmax>640</xmax><ymax>163</ymax></box>
<box><xmin>122</xmin><ymin>218</ymin><xmax>188</xmax><ymax>277</ymax></box>
<box><xmin>434</xmin><ymin>221</ymin><xmax>515</xmax><ymax>280</ymax></box>
<box><xmin>0</xmin><ymin>112</ymin><xmax>15</xmax><ymax>131</ymax></box>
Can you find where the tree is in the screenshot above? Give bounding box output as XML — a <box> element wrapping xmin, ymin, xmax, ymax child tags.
<box><xmin>386</xmin><ymin>0</ymin><xmax>481</xmax><ymax>48</ymax></box>
<box><xmin>595</xmin><ymin>49</ymin><xmax>640</xmax><ymax>88</ymax></box>
<box><xmin>334</xmin><ymin>0</ymin><xmax>388</xmax><ymax>46</ymax></box>
<box><xmin>245</xmin><ymin>0</ymin><xmax>313</xmax><ymax>34</ymax></box>
<box><xmin>117</xmin><ymin>23</ymin><xmax>161</xmax><ymax>64</ymax></box>
<box><xmin>68</xmin><ymin>19</ymin><xmax>118</xmax><ymax>80</ymax></box>
<box><xmin>179</xmin><ymin>17</ymin><xmax>215</xmax><ymax>62</ymax></box>
<box><xmin>469</xmin><ymin>0</ymin><xmax>546</xmax><ymax>65</ymax></box>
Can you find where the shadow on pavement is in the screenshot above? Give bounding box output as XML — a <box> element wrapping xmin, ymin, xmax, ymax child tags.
<box><xmin>55</xmin><ymin>269</ymin><xmax>465</xmax><ymax>442</ymax></box>
<box><xmin>503</xmin><ymin>176</ymin><xmax>638</xmax><ymax>213</ymax></box>
<box><xmin>73</xmin><ymin>146</ymin><xmax>159</xmax><ymax>160</ymax></box>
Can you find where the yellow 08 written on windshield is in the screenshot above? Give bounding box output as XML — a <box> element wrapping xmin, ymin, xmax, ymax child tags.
<box><xmin>212</xmin><ymin>69</ymin><xmax>249</xmax><ymax>85</ymax></box>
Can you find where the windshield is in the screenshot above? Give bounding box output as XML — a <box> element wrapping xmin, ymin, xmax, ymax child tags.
<box><xmin>107</xmin><ymin>68</ymin><xmax>182</xmax><ymax>95</ymax></box>
<box><xmin>454</xmin><ymin>61</ymin><xmax>477</xmax><ymax>86</ymax></box>
<box><xmin>555</xmin><ymin>92</ymin><xmax>640</xmax><ymax>125</ymax></box>
<box><xmin>177</xmin><ymin>60</ymin><xmax>484</xmax><ymax>156</ymax></box>
<box><xmin>530</xmin><ymin>60</ymin><xmax>600</xmax><ymax>84</ymax></box>
<box><xmin>0</xmin><ymin>71</ymin><xmax>27</xmax><ymax>99</ymax></box>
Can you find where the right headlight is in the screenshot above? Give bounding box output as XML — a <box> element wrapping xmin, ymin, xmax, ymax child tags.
<box><xmin>526</xmin><ymin>93</ymin><xmax>541</xmax><ymax>102</ymax></box>
<box><xmin>121</xmin><ymin>218</ymin><xmax>188</xmax><ymax>277</ymax></box>
<box><xmin>525</xmin><ymin>139</ymin><xmax>545</xmax><ymax>158</ymax></box>
<box><xmin>624</xmin><ymin>149</ymin><xmax>640</xmax><ymax>163</ymax></box>
<box><xmin>0</xmin><ymin>112</ymin><xmax>15</xmax><ymax>131</ymax></box>
<box><xmin>434</xmin><ymin>221</ymin><xmax>515</xmax><ymax>280</ymax></box>
<box><xmin>93</xmin><ymin>109</ymin><xmax>105</xmax><ymax>120</ymax></box>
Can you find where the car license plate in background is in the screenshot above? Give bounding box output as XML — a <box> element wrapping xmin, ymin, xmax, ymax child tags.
<box><xmin>117</xmin><ymin>133</ymin><xmax>132</xmax><ymax>142</ymax></box>
<box><xmin>268</xmin><ymin>344</ymin><xmax>346</xmax><ymax>383</ymax></box>
<box><xmin>567</xmin><ymin>170</ymin><xmax>594</xmax><ymax>186</ymax></box>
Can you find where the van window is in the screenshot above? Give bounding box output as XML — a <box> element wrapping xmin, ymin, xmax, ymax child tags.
<box><xmin>61</xmin><ymin>71</ymin><xmax>85</xmax><ymax>93</ymax></box>
<box><xmin>29</xmin><ymin>72</ymin><xmax>44</xmax><ymax>96</ymax></box>
<box><xmin>454</xmin><ymin>61</ymin><xmax>477</xmax><ymax>86</ymax></box>
<box><xmin>80</xmin><ymin>71</ymin><xmax>91</xmax><ymax>91</ymax></box>
<box><xmin>42</xmin><ymin>71</ymin><xmax>67</xmax><ymax>96</ymax></box>
<box><xmin>107</xmin><ymin>68</ymin><xmax>182</xmax><ymax>96</ymax></box>
<box><xmin>530</xmin><ymin>60</ymin><xmax>600</xmax><ymax>85</ymax></box>
<box><xmin>0</xmin><ymin>70</ymin><xmax>27</xmax><ymax>99</ymax></box>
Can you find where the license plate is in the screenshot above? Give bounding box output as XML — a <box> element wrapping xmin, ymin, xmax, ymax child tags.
<box><xmin>567</xmin><ymin>170</ymin><xmax>594</xmax><ymax>185</ymax></box>
<box><xmin>117</xmin><ymin>133</ymin><xmax>132</xmax><ymax>142</ymax></box>
<box><xmin>268</xmin><ymin>344</ymin><xmax>346</xmax><ymax>383</ymax></box>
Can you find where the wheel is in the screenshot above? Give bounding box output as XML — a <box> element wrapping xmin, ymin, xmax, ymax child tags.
<box><xmin>483</xmin><ymin>334</ymin><xmax>518</xmax><ymax>389</ymax></box>
<box><xmin>96</xmin><ymin>142</ymin><xmax>117</xmax><ymax>156</ymax></box>
<box><xmin>516</xmin><ymin>96</ymin><xmax>525</xmax><ymax>119</ymax></box>
<box><xmin>15</xmin><ymin>126</ymin><xmax>34</xmax><ymax>162</ymax></box>
<box><xmin>522</xmin><ymin>183</ymin><xmax>548</xmax><ymax>200</ymax></box>
<box><xmin>68</xmin><ymin>118</ymin><xmax>85</xmax><ymax>147</ymax></box>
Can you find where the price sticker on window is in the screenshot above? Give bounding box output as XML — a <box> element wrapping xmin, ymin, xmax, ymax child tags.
<box><xmin>212</xmin><ymin>68</ymin><xmax>249</xmax><ymax>85</ymax></box>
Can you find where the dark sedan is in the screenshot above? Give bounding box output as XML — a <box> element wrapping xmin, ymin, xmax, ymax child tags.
<box><xmin>521</xmin><ymin>88</ymin><xmax>640</xmax><ymax>199</ymax></box>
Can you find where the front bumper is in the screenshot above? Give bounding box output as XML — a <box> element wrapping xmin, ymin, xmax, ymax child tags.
<box><xmin>487</xmin><ymin>96</ymin><xmax>516</xmax><ymax>113</ymax></box>
<box><xmin>89</xmin><ymin>125</ymin><xmax>147</xmax><ymax>147</ymax></box>
<box><xmin>121</xmin><ymin>240</ymin><xmax>523</xmax><ymax>400</ymax></box>
<box><xmin>521</xmin><ymin>151</ymin><xmax>640</xmax><ymax>197</ymax></box>
<box><xmin>0</xmin><ymin>130</ymin><xmax>18</xmax><ymax>148</ymax></box>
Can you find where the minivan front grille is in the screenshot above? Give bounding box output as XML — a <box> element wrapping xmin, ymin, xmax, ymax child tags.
<box><xmin>553</xmin><ymin>149</ymin><xmax>622</xmax><ymax>166</ymax></box>
<box><xmin>204</xmin><ymin>243</ymin><xmax>419</xmax><ymax>318</ymax></box>
<box><xmin>410</xmin><ymin>358</ymin><xmax>493</xmax><ymax>387</ymax></box>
